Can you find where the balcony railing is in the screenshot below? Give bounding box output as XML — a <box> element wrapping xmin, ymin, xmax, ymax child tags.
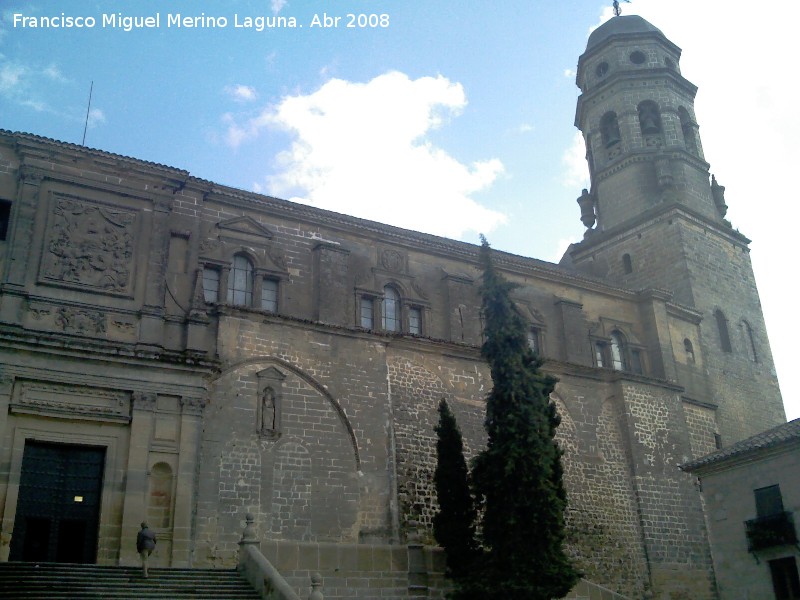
<box><xmin>745</xmin><ymin>511</ymin><xmax>798</xmax><ymax>552</ymax></box>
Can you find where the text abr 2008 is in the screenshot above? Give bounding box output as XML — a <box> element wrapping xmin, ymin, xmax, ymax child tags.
<box><xmin>346</xmin><ymin>14</ymin><xmax>390</xmax><ymax>28</ymax></box>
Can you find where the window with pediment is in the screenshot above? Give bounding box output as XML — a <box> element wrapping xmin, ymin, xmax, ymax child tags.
<box><xmin>593</xmin><ymin>327</ymin><xmax>644</xmax><ymax>374</ymax></box>
<box><xmin>610</xmin><ymin>330</ymin><xmax>627</xmax><ymax>371</ymax></box>
<box><xmin>228</xmin><ymin>254</ymin><xmax>254</xmax><ymax>306</ymax></box>
<box><xmin>382</xmin><ymin>285</ymin><xmax>401</xmax><ymax>332</ymax></box>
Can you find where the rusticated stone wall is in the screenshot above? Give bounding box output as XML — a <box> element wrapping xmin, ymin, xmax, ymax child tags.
<box><xmin>387</xmin><ymin>349</ymin><xmax>488</xmax><ymax>534</ymax></box>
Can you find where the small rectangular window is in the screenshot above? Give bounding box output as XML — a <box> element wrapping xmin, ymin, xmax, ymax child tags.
<box><xmin>0</xmin><ymin>200</ymin><xmax>11</xmax><ymax>241</ymax></box>
<box><xmin>360</xmin><ymin>297</ymin><xmax>374</xmax><ymax>329</ymax></box>
<box><xmin>755</xmin><ymin>485</ymin><xmax>784</xmax><ymax>518</ymax></box>
<box><xmin>262</xmin><ymin>279</ymin><xmax>278</xmax><ymax>312</ymax></box>
<box><xmin>202</xmin><ymin>268</ymin><xmax>220</xmax><ymax>303</ymax></box>
<box><xmin>408</xmin><ymin>307</ymin><xmax>422</xmax><ymax>335</ymax></box>
<box><xmin>595</xmin><ymin>342</ymin><xmax>606</xmax><ymax>368</ymax></box>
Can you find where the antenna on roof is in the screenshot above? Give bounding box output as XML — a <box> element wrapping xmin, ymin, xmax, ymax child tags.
<box><xmin>82</xmin><ymin>81</ymin><xmax>94</xmax><ymax>146</ymax></box>
<box><xmin>612</xmin><ymin>0</ymin><xmax>631</xmax><ymax>17</ymax></box>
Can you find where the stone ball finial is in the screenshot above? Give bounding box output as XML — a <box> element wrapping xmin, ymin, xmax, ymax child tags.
<box><xmin>240</xmin><ymin>513</ymin><xmax>257</xmax><ymax>542</ymax></box>
<box><xmin>308</xmin><ymin>572</ymin><xmax>324</xmax><ymax>600</ymax></box>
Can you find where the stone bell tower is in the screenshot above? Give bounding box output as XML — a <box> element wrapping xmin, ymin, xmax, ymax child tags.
<box><xmin>566</xmin><ymin>15</ymin><xmax>785</xmax><ymax>445</ymax></box>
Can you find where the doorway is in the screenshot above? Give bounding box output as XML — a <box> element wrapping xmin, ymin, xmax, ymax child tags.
<box><xmin>9</xmin><ymin>441</ymin><xmax>105</xmax><ymax>563</ymax></box>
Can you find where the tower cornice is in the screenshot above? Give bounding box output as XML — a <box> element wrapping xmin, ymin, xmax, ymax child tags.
<box><xmin>570</xmin><ymin>201</ymin><xmax>750</xmax><ymax>260</ymax></box>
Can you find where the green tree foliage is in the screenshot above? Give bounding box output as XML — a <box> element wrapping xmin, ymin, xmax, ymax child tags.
<box><xmin>433</xmin><ymin>398</ymin><xmax>478</xmax><ymax>581</ymax></box>
<box><xmin>465</xmin><ymin>236</ymin><xmax>579</xmax><ymax>599</ymax></box>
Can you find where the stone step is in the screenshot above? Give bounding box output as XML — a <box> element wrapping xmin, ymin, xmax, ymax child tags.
<box><xmin>0</xmin><ymin>562</ymin><xmax>261</xmax><ymax>600</ymax></box>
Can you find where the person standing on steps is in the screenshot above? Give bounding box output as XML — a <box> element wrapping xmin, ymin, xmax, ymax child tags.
<box><xmin>136</xmin><ymin>522</ymin><xmax>157</xmax><ymax>578</ymax></box>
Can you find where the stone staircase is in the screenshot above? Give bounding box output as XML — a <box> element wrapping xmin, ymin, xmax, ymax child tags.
<box><xmin>0</xmin><ymin>562</ymin><xmax>262</xmax><ymax>599</ymax></box>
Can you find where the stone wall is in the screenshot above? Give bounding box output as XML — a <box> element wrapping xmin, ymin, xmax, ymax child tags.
<box><xmin>259</xmin><ymin>539</ymin><xmax>449</xmax><ymax>600</ymax></box>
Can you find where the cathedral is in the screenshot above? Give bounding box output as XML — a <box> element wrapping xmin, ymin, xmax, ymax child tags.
<box><xmin>0</xmin><ymin>14</ymin><xmax>787</xmax><ymax>600</ymax></box>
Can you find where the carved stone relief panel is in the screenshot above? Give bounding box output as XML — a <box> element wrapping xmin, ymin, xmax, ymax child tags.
<box><xmin>54</xmin><ymin>306</ymin><xmax>106</xmax><ymax>335</ymax></box>
<box><xmin>25</xmin><ymin>300</ymin><xmax>138</xmax><ymax>342</ymax></box>
<box><xmin>9</xmin><ymin>379</ymin><xmax>131</xmax><ymax>423</ymax></box>
<box><xmin>380</xmin><ymin>248</ymin><xmax>405</xmax><ymax>273</ymax></box>
<box><xmin>39</xmin><ymin>193</ymin><xmax>138</xmax><ymax>297</ymax></box>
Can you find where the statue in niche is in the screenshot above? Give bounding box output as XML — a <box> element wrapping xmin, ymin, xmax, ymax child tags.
<box><xmin>260</xmin><ymin>386</ymin><xmax>277</xmax><ymax>435</ymax></box>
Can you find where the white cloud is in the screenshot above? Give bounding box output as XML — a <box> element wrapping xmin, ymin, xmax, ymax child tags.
<box><xmin>561</xmin><ymin>131</ymin><xmax>589</xmax><ymax>189</ymax></box>
<box><xmin>547</xmin><ymin>237</ymin><xmax>580</xmax><ymax>264</ymax></box>
<box><xmin>271</xmin><ymin>0</ymin><xmax>287</xmax><ymax>14</ymax></box>
<box><xmin>0</xmin><ymin>62</ymin><xmax>24</xmax><ymax>92</ymax></box>
<box><xmin>43</xmin><ymin>64</ymin><xmax>68</xmax><ymax>83</ymax></box>
<box><xmin>228</xmin><ymin>71</ymin><xmax>506</xmax><ymax>238</ymax></box>
<box><xmin>225</xmin><ymin>84</ymin><xmax>257</xmax><ymax>103</ymax></box>
<box><xmin>87</xmin><ymin>108</ymin><xmax>106</xmax><ymax>127</ymax></box>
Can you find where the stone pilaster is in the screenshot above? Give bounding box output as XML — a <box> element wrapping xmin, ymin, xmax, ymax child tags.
<box><xmin>171</xmin><ymin>396</ymin><xmax>205</xmax><ymax>566</ymax></box>
<box><xmin>120</xmin><ymin>391</ymin><xmax>157</xmax><ymax>566</ymax></box>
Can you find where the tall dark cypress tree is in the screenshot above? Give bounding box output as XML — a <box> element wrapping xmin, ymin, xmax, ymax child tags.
<box><xmin>432</xmin><ymin>398</ymin><xmax>478</xmax><ymax>582</ymax></box>
<box><xmin>468</xmin><ymin>236</ymin><xmax>579</xmax><ymax>599</ymax></box>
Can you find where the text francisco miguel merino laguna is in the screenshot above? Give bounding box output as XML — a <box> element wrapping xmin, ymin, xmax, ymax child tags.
<box><xmin>13</xmin><ymin>12</ymin><xmax>308</xmax><ymax>31</ymax></box>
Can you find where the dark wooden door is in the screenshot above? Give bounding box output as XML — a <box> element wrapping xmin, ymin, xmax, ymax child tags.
<box><xmin>9</xmin><ymin>441</ymin><xmax>105</xmax><ymax>563</ymax></box>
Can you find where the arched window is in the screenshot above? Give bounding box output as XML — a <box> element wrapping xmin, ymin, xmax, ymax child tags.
<box><xmin>715</xmin><ymin>309</ymin><xmax>732</xmax><ymax>353</ymax></box>
<box><xmin>638</xmin><ymin>101</ymin><xmax>662</xmax><ymax>135</ymax></box>
<box><xmin>228</xmin><ymin>254</ymin><xmax>254</xmax><ymax>306</ymax></box>
<box><xmin>610</xmin><ymin>330</ymin><xmax>627</xmax><ymax>371</ymax></box>
<box><xmin>600</xmin><ymin>111</ymin><xmax>621</xmax><ymax>148</ymax></box>
<box><xmin>622</xmin><ymin>253</ymin><xmax>633</xmax><ymax>274</ymax></box>
<box><xmin>382</xmin><ymin>286</ymin><xmax>401</xmax><ymax>332</ymax></box>
<box><xmin>684</xmin><ymin>338</ymin><xmax>695</xmax><ymax>364</ymax></box>
<box><xmin>678</xmin><ymin>107</ymin><xmax>698</xmax><ymax>155</ymax></box>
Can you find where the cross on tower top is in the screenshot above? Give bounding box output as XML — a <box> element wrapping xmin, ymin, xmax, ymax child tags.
<box><xmin>612</xmin><ymin>0</ymin><xmax>631</xmax><ymax>17</ymax></box>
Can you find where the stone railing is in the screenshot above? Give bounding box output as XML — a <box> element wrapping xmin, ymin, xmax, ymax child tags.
<box><xmin>238</xmin><ymin>513</ymin><xmax>323</xmax><ymax>600</ymax></box>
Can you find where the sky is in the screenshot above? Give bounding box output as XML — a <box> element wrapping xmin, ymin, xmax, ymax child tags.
<box><xmin>1</xmin><ymin>0</ymin><xmax>798</xmax><ymax>420</ymax></box>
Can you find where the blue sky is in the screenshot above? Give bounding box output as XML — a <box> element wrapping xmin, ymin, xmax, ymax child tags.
<box><xmin>2</xmin><ymin>0</ymin><xmax>798</xmax><ymax>420</ymax></box>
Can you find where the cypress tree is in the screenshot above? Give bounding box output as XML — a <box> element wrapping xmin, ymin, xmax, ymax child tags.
<box><xmin>467</xmin><ymin>236</ymin><xmax>579</xmax><ymax>599</ymax></box>
<box><xmin>432</xmin><ymin>398</ymin><xmax>478</xmax><ymax>582</ymax></box>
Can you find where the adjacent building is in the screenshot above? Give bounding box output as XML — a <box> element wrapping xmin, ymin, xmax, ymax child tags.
<box><xmin>682</xmin><ymin>419</ymin><xmax>800</xmax><ymax>600</ymax></box>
